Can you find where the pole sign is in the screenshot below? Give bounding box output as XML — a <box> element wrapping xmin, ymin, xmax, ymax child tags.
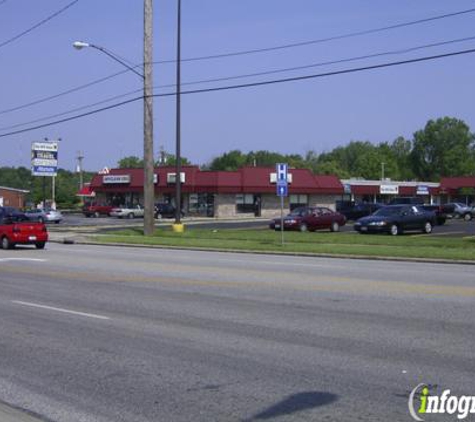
<box><xmin>276</xmin><ymin>163</ymin><xmax>288</xmax><ymax>197</ymax></box>
<box><xmin>276</xmin><ymin>184</ymin><xmax>288</xmax><ymax>197</ymax></box>
<box><xmin>31</xmin><ymin>141</ymin><xmax>59</xmax><ymax>176</ymax></box>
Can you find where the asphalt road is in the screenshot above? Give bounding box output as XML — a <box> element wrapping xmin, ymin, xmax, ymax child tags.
<box><xmin>0</xmin><ymin>245</ymin><xmax>474</xmax><ymax>421</ymax></box>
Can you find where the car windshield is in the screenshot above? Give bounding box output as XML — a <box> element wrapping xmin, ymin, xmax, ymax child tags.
<box><xmin>373</xmin><ymin>206</ymin><xmax>404</xmax><ymax>217</ymax></box>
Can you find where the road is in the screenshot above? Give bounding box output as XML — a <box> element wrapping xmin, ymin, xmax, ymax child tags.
<box><xmin>0</xmin><ymin>244</ymin><xmax>474</xmax><ymax>421</ymax></box>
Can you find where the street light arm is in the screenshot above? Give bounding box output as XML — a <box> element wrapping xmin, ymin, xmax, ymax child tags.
<box><xmin>72</xmin><ymin>41</ymin><xmax>144</xmax><ymax>79</ymax></box>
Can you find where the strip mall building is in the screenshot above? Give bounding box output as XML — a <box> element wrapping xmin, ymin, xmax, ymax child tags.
<box><xmin>87</xmin><ymin>166</ymin><xmax>475</xmax><ymax>218</ymax></box>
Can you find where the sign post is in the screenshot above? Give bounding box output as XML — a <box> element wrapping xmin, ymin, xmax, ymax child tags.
<box><xmin>276</xmin><ymin>163</ymin><xmax>288</xmax><ymax>246</ymax></box>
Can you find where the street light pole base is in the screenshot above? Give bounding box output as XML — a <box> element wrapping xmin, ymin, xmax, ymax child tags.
<box><xmin>172</xmin><ymin>223</ymin><xmax>185</xmax><ymax>233</ymax></box>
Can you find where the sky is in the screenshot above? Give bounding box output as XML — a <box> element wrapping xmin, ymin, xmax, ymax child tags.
<box><xmin>1</xmin><ymin>1</ymin><xmax>475</xmax><ymax>172</ymax></box>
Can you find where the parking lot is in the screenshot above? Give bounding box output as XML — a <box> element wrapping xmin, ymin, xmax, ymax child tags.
<box><xmin>51</xmin><ymin>213</ymin><xmax>475</xmax><ymax>237</ymax></box>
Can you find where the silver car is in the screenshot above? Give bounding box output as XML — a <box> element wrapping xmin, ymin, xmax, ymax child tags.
<box><xmin>110</xmin><ymin>204</ymin><xmax>144</xmax><ymax>219</ymax></box>
<box><xmin>26</xmin><ymin>208</ymin><xmax>63</xmax><ymax>224</ymax></box>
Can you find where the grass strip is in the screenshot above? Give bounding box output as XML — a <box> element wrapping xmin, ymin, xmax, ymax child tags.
<box><xmin>94</xmin><ymin>228</ymin><xmax>475</xmax><ymax>261</ymax></box>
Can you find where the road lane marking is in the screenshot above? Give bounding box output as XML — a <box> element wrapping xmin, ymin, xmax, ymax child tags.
<box><xmin>11</xmin><ymin>300</ymin><xmax>110</xmax><ymax>320</ymax></box>
<box><xmin>0</xmin><ymin>258</ymin><xmax>47</xmax><ymax>262</ymax></box>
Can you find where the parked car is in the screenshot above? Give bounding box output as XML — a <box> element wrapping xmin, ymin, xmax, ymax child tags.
<box><xmin>336</xmin><ymin>201</ymin><xmax>382</xmax><ymax>221</ymax></box>
<box><xmin>269</xmin><ymin>206</ymin><xmax>346</xmax><ymax>232</ymax></box>
<box><xmin>388</xmin><ymin>197</ymin><xmax>424</xmax><ymax>206</ymax></box>
<box><xmin>354</xmin><ymin>204</ymin><xmax>434</xmax><ymax>235</ymax></box>
<box><xmin>25</xmin><ymin>208</ymin><xmax>63</xmax><ymax>224</ymax></box>
<box><xmin>444</xmin><ymin>202</ymin><xmax>473</xmax><ymax>221</ymax></box>
<box><xmin>0</xmin><ymin>207</ymin><xmax>48</xmax><ymax>249</ymax></box>
<box><xmin>110</xmin><ymin>204</ymin><xmax>144</xmax><ymax>219</ymax></box>
<box><xmin>154</xmin><ymin>203</ymin><xmax>184</xmax><ymax>219</ymax></box>
<box><xmin>82</xmin><ymin>203</ymin><xmax>114</xmax><ymax>218</ymax></box>
<box><xmin>419</xmin><ymin>204</ymin><xmax>447</xmax><ymax>225</ymax></box>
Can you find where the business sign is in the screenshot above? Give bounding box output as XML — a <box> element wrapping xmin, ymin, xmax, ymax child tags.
<box><xmin>416</xmin><ymin>185</ymin><xmax>430</xmax><ymax>195</ymax></box>
<box><xmin>380</xmin><ymin>184</ymin><xmax>399</xmax><ymax>195</ymax></box>
<box><xmin>103</xmin><ymin>175</ymin><xmax>131</xmax><ymax>184</ymax></box>
<box><xmin>270</xmin><ymin>173</ymin><xmax>293</xmax><ymax>183</ymax></box>
<box><xmin>31</xmin><ymin>141</ymin><xmax>58</xmax><ymax>176</ymax></box>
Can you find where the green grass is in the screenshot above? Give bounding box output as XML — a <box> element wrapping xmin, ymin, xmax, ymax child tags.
<box><xmin>93</xmin><ymin>227</ymin><xmax>475</xmax><ymax>261</ymax></box>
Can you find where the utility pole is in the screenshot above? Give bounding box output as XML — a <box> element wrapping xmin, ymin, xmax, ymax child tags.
<box><xmin>173</xmin><ymin>0</ymin><xmax>183</xmax><ymax>229</ymax></box>
<box><xmin>77</xmin><ymin>151</ymin><xmax>84</xmax><ymax>190</ymax></box>
<box><xmin>143</xmin><ymin>0</ymin><xmax>155</xmax><ymax>236</ymax></box>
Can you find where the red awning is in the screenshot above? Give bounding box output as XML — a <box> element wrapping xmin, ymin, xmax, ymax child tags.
<box><xmin>76</xmin><ymin>185</ymin><xmax>95</xmax><ymax>197</ymax></box>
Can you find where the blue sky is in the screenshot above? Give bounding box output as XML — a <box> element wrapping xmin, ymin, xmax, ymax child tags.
<box><xmin>1</xmin><ymin>1</ymin><xmax>475</xmax><ymax>171</ymax></box>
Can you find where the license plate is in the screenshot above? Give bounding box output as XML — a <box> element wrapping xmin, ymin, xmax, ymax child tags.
<box><xmin>275</xmin><ymin>225</ymin><xmax>281</xmax><ymax>229</ymax></box>
<box><xmin>28</xmin><ymin>236</ymin><xmax>37</xmax><ymax>241</ymax></box>
<box><xmin>361</xmin><ymin>227</ymin><xmax>368</xmax><ymax>232</ymax></box>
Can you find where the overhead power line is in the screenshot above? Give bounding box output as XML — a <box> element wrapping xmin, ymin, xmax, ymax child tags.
<box><xmin>0</xmin><ymin>0</ymin><xmax>80</xmax><ymax>50</ymax></box>
<box><xmin>156</xmin><ymin>7</ymin><xmax>475</xmax><ymax>64</ymax></box>
<box><xmin>2</xmin><ymin>34</ymin><xmax>475</xmax><ymax>131</ymax></box>
<box><xmin>1</xmin><ymin>6</ymin><xmax>474</xmax><ymax>115</ymax></box>
<box><xmin>1</xmin><ymin>47</ymin><xmax>475</xmax><ymax>138</ymax></box>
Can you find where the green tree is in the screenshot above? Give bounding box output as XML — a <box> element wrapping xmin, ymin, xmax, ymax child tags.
<box><xmin>410</xmin><ymin>117</ymin><xmax>475</xmax><ymax>180</ymax></box>
<box><xmin>117</xmin><ymin>156</ymin><xmax>144</xmax><ymax>168</ymax></box>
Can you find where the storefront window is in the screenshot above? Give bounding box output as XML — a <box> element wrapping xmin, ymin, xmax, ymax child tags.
<box><xmin>188</xmin><ymin>193</ymin><xmax>214</xmax><ymax>217</ymax></box>
<box><xmin>236</xmin><ymin>194</ymin><xmax>255</xmax><ymax>213</ymax></box>
<box><xmin>289</xmin><ymin>194</ymin><xmax>308</xmax><ymax>210</ymax></box>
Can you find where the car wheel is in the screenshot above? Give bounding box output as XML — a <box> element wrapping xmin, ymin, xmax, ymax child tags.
<box><xmin>423</xmin><ymin>221</ymin><xmax>433</xmax><ymax>234</ymax></box>
<box><xmin>94</xmin><ymin>211</ymin><xmax>100</xmax><ymax>218</ymax></box>
<box><xmin>155</xmin><ymin>213</ymin><xmax>162</xmax><ymax>219</ymax></box>
<box><xmin>1</xmin><ymin>236</ymin><xmax>12</xmax><ymax>250</ymax></box>
<box><xmin>299</xmin><ymin>223</ymin><xmax>308</xmax><ymax>232</ymax></box>
<box><xmin>330</xmin><ymin>221</ymin><xmax>340</xmax><ymax>232</ymax></box>
<box><xmin>464</xmin><ymin>213</ymin><xmax>472</xmax><ymax>221</ymax></box>
<box><xmin>389</xmin><ymin>224</ymin><xmax>399</xmax><ymax>236</ymax></box>
<box><xmin>128</xmin><ymin>213</ymin><xmax>135</xmax><ymax>219</ymax></box>
<box><xmin>35</xmin><ymin>242</ymin><xmax>46</xmax><ymax>249</ymax></box>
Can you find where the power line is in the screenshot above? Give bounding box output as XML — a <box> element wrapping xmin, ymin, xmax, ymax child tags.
<box><xmin>155</xmin><ymin>7</ymin><xmax>475</xmax><ymax>64</ymax></box>
<box><xmin>0</xmin><ymin>0</ymin><xmax>80</xmax><ymax>50</ymax></box>
<box><xmin>1</xmin><ymin>6</ymin><xmax>473</xmax><ymax>115</ymax></box>
<box><xmin>1</xmin><ymin>47</ymin><xmax>474</xmax><ymax>138</ymax></box>
<box><xmin>2</xmin><ymin>35</ymin><xmax>475</xmax><ymax>131</ymax></box>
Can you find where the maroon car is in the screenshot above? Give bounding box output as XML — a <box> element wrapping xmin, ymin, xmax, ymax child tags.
<box><xmin>0</xmin><ymin>208</ymin><xmax>48</xmax><ymax>249</ymax></box>
<box><xmin>82</xmin><ymin>203</ymin><xmax>114</xmax><ymax>217</ymax></box>
<box><xmin>270</xmin><ymin>206</ymin><xmax>346</xmax><ymax>232</ymax></box>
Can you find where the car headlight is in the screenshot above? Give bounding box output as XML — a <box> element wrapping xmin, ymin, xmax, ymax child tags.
<box><xmin>286</xmin><ymin>219</ymin><xmax>297</xmax><ymax>224</ymax></box>
<box><xmin>369</xmin><ymin>221</ymin><xmax>387</xmax><ymax>226</ymax></box>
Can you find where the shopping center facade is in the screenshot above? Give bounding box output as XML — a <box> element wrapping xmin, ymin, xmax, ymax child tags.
<box><xmin>86</xmin><ymin>166</ymin><xmax>475</xmax><ymax>218</ymax></box>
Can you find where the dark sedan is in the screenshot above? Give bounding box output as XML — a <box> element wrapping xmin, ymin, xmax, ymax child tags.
<box><xmin>354</xmin><ymin>205</ymin><xmax>434</xmax><ymax>235</ymax></box>
<box><xmin>270</xmin><ymin>206</ymin><xmax>346</xmax><ymax>232</ymax></box>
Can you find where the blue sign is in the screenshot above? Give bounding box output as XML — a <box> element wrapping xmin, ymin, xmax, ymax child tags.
<box><xmin>276</xmin><ymin>184</ymin><xmax>288</xmax><ymax>197</ymax></box>
<box><xmin>276</xmin><ymin>163</ymin><xmax>288</xmax><ymax>183</ymax></box>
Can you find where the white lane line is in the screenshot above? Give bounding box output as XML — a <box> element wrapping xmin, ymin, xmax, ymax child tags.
<box><xmin>0</xmin><ymin>258</ymin><xmax>47</xmax><ymax>262</ymax></box>
<box><xmin>11</xmin><ymin>300</ymin><xmax>110</xmax><ymax>320</ymax></box>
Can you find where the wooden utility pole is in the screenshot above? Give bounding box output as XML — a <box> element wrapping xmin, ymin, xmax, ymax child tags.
<box><xmin>143</xmin><ymin>0</ymin><xmax>155</xmax><ymax>235</ymax></box>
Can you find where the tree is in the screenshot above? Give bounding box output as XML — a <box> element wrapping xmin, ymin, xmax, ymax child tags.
<box><xmin>117</xmin><ymin>156</ymin><xmax>144</xmax><ymax>168</ymax></box>
<box><xmin>410</xmin><ymin>117</ymin><xmax>475</xmax><ymax>180</ymax></box>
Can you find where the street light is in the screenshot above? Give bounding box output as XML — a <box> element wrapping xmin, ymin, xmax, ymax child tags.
<box><xmin>72</xmin><ymin>0</ymin><xmax>155</xmax><ymax>236</ymax></box>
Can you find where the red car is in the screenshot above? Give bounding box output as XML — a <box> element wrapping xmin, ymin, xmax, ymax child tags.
<box><xmin>0</xmin><ymin>208</ymin><xmax>48</xmax><ymax>249</ymax></box>
<box><xmin>82</xmin><ymin>203</ymin><xmax>114</xmax><ymax>217</ymax></box>
<box><xmin>270</xmin><ymin>206</ymin><xmax>346</xmax><ymax>232</ymax></box>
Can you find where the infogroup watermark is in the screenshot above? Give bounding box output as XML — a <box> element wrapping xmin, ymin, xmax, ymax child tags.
<box><xmin>408</xmin><ymin>384</ymin><xmax>475</xmax><ymax>421</ymax></box>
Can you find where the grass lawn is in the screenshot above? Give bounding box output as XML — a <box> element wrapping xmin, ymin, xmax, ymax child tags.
<box><xmin>94</xmin><ymin>227</ymin><xmax>475</xmax><ymax>262</ymax></box>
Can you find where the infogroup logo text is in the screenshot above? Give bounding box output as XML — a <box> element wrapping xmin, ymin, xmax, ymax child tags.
<box><xmin>408</xmin><ymin>383</ymin><xmax>475</xmax><ymax>421</ymax></box>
